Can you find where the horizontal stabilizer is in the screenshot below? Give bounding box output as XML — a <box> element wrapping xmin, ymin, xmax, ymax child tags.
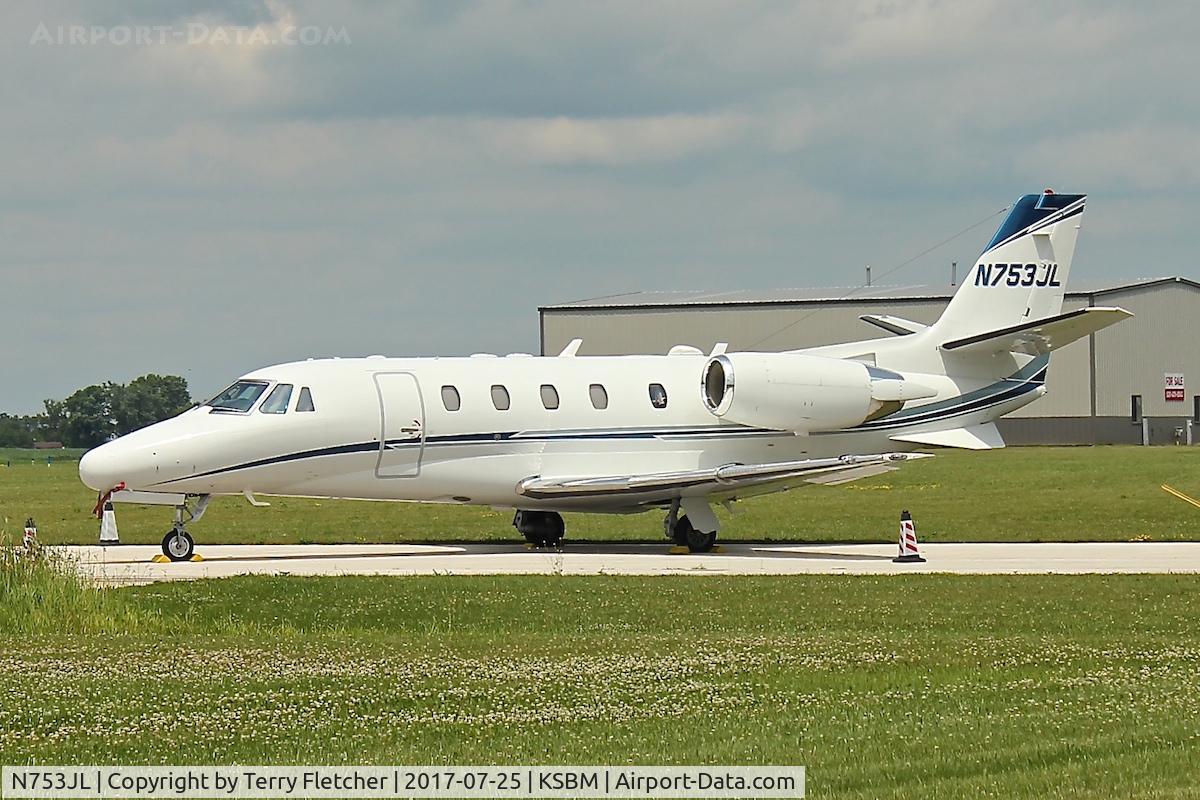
<box><xmin>890</xmin><ymin>423</ymin><xmax>1005</xmax><ymax>450</ymax></box>
<box><xmin>940</xmin><ymin>306</ymin><xmax>1132</xmax><ymax>356</ymax></box>
<box><xmin>860</xmin><ymin>314</ymin><xmax>929</xmax><ymax>336</ymax></box>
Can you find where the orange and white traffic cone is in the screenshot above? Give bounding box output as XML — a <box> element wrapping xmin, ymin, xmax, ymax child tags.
<box><xmin>893</xmin><ymin>509</ymin><xmax>926</xmax><ymax>563</ymax></box>
<box><xmin>22</xmin><ymin>518</ymin><xmax>37</xmax><ymax>550</ymax></box>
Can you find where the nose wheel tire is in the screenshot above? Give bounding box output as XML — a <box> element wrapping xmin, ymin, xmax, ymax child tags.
<box><xmin>161</xmin><ymin>528</ymin><xmax>195</xmax><ymax>562</ymax></box>
<box><xmin>670</xmin><ymin>515</ymin><xmax>718</xmax><ymax>553</ymax></box>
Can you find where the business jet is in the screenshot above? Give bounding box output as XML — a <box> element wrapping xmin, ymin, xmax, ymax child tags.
<box><xmin>80</xmin><ymin>190</ymin><xmax>1130</xmax><ymax>561</ymax></box>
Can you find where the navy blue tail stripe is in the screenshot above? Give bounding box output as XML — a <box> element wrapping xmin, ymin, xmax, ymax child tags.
<box><xmin>847</xmin><ymin>371</ymin><xmax>1044</xmax><ymax>432</ymax></box>
<box><xmin>982</xmin><ymin>194</ymin><xmax>1085</xmax><ymax>255</ymax></box>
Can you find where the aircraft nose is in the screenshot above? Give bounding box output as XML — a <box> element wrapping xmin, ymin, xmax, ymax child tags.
<box><xmin>79</xmin><ymin>444</ymin><xmax>126</xmax><ymax>492</ymax></box>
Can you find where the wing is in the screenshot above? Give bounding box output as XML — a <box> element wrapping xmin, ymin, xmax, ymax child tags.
<box><xmin>939</xmin><ymin>306</ymin><xmax>1131</xmax><ymax>356</ymax></box>
<box><xmin>517</xmin><ymin>452</ymin><xmax>930</xmax><ymax>505</ymax></box>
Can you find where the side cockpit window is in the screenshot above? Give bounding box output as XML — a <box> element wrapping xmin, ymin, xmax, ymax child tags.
<box><xmin>208</xmin><ymin>381</ymin><xmax>269</xmax><ymax>413</ymax></box>
<box><xmin>259</xmin><ymin>383</ymin><xmax>293</xmax><ymax>414</ymax></box>
<box><xmin>296</xmin><ymin>387</ymin><xmax>315</xmax><ymax>412</ymax></box>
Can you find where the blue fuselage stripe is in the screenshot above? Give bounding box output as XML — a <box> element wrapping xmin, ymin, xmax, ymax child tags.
<box><xmin>154</xmin><ymin>365</ymin><xmax>1046</xmax><ymax>485</ymax></box>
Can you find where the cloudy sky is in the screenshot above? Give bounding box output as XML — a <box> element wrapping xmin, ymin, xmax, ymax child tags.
<box><xmin>2</xmin><ymin>1</ymin><xmax>1197</xmax><ymax>412</ymax></box>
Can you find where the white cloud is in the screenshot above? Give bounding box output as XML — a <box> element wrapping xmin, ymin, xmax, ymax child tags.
<box><xmin>1020</xmin><ymin>124</ymin><xmax>1200</xmax><ymax>190</ymax></box>
<box><xmin>1</xmin><ymin>0</ymin><xmax>1199</xmax><ymax>410</ymax></box>
<box><xmin>481</xmin><ymin>112</ymin><xmax>750</xmax><ymax>165</ymax></box>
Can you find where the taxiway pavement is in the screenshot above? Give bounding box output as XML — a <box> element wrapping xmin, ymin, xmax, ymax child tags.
<box><xmin>53</xmin><ymin>541</ymin><xmax>1200</xmax><ymax>585</ymax></box>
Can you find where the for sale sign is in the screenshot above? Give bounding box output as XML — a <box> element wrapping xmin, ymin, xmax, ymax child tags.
<box><xmin>1165</xmin><ymin>373</ymin><xmax>1185</xmax><ymax>402</ymax></box>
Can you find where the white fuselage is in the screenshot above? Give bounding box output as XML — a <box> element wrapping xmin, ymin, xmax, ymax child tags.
<box><xmin>79</xmin><ymin>348</ymin><xmax>1045</xmax><ymax>513</ymax></box>
<box><xmin>78</xmin><ymin>189</ymin><xmax>1105</xmax><ymax>526</ymax></box>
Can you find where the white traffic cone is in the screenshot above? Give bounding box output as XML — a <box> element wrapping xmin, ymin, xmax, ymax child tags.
<box><xmin>99</xmin><ymin>501</ymin><xmax>120</xmax><ymax>546</ymax></box>
<box><xmin>22</xmin><ymin>518</ymin><xmax>37</xmax><ymax>550</ymax></box>
<box><xmin>893</xmin><ymin>509</ymin><xmax>926</xmax><ymax>563</ymax></box>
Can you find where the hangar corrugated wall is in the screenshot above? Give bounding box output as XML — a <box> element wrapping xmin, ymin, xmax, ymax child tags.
<box><xmin>539</xmin><ymin>277</ymin><xmax>1200</xmax><ymax>445</ymax></box>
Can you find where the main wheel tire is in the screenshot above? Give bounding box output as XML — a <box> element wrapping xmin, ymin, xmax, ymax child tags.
<box><xmin>541</xmin><ymin>513</ymin><xmax>565</xmax><ymax>548</ymax></box>
<box><xmin>515</xmin><ymin>512</ymin><xmax>540</xmax><ymax>545</ymax></box>
<box><xmin>161</xmin><ymin>529</ymin><xmax>194</xmax><ymax>562</ymax></box>
<box><xmin>671</xmin><ymin>515</ymin><xmax>694</xmax><ymax>546</ymax></box>
<box><xmin>686</xmin><ymin>529</ymin><xmax>718</xmax><ymax>553</ymax></box>
<box><xmin>671</xmin><ymin>516</ymin><xmax>716</xmax><ymax>551</ymax></box>
<box><xmin>515</xmin><ymin>511</ymin><xmax>565</xmax><ymax>548</ymax></box>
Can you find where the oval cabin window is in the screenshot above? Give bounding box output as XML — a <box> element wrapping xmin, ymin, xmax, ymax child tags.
<box><xmin>491</xmin><ymin>385</ymin><xmax>511</xmax><ymax>411</ymax></box>
<box><xmin>649</xmin><ymin>383</ymin><xmax>668</xmax><ymax>409</ymax></box>
<box><xmin>589</xmin><ymin>384</ymin><xmax>608</xmax><ymax>410</ymax></box>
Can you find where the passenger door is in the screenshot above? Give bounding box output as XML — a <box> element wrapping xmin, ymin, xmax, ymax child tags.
<box><xmin>374</xmin><ymin>372</ymin><xmax>425</xmax><ymax>478</ymax></box>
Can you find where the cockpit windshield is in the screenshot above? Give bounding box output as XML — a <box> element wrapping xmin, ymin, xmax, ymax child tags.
<box><xmin>207</xmin><ymin>380</ymin><xmax>269</xmax><ymax>412</ymax></box>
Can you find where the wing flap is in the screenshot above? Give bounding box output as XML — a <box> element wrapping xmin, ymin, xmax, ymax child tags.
<box><xmin>940</xmin><ymin>306</ymin><xmax>1132</xmax><ymax>356</ymax></box>
<box><xmin>517</xmin><ymin>452</ymin><xmax>930</xmax><ymax>500</ymax></box>
<box><xmin>803</xmin><ymin>462</ymin><xmax>902</xmax><ymax>485</ymax></box>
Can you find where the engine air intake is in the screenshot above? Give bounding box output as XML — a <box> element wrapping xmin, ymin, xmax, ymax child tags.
<box><xmin>703</xmin><ymin>355</ymin><xmax>734</xmax><ymax>415</ymax></box>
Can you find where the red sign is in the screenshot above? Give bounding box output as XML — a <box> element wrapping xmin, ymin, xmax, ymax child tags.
<box><xmin>1165</xmin><ymin>373</ymin><xmax>1185</xmax><ymax>402</ymax></box>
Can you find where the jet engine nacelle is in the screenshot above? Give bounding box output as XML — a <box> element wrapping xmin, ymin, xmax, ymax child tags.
<box><xmin>702</xmin><ymin>352</ymin><xmax>879</xmax><ymax>433</ymax></box>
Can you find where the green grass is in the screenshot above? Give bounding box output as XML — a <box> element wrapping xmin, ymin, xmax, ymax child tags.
<box><xmin>0</xmin><ymin>538</ymin><xmax>157</xmax><ymax>636</ymax></box>
<box><xmin>1</xmin><ymin>572</ymin><xmax>1198</xmax><ymax>798</ymax></box>
<box><xmin>3</xmin><ymin>446</ymin><xmax>1200</xmax><ymax>545</ymax></box>
<box><xmin>0</xmin><ymin>446</ymin><xmax>84</xmax><ymax>464</ymax></box>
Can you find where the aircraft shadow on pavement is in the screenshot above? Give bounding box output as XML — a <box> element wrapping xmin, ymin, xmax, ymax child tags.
<box><xmin>508</xmin><ymin>542</ymin><xmax>897</xmax><ymax>561</ymax></box>
<box><xmin>115</xmin><ymin>542</ymin><xmax>897</xmax><ymax>564</ymax></box>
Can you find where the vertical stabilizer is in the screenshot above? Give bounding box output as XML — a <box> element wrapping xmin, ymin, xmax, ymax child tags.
<box><xmin>933</xmin><ymin>191</ymin><xmax>1085</xmax><ymax>341</ymax></box>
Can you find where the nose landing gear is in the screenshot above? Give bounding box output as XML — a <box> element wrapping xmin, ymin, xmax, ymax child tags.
<box><xmin>160</xmin><ymin>495</ymin><xmax>210</xmax><ymax>562</ymax></box>
<box><xmin>162</xmin><ymin>526</ymin><xmax>195</xmax><ymax>562</ymax></box>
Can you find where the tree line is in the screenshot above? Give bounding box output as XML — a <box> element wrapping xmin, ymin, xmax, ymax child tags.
<box><xmin>0</xmin><ymin>374</ymin><xmax>192</xmax><ymax>449</ymax></box>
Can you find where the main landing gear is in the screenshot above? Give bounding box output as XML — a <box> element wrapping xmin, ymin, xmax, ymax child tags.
<box><xmin>513</xmin><ymin>510</ymin><xmax>565</xmax><ymax>548</ymax></box>
<box><xmin>512</xmin><ymin>502</ymin><xmax>720</xmax><ymax>553</ymax></box>
<box><xmin>161</xmin><ymin>495</ymin><xmax>211</xmax><ymax>562</ymax></box>
<box><xmin>664</xmin><ymin>498</ymin><xmax>720</xmax><ymax>553</ymax></box>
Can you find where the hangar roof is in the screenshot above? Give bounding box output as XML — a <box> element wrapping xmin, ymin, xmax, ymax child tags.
<box><xmin>541</xmin><ymin>276</ymin><xmax>1200</xmax><ymax>311</ymax></box>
